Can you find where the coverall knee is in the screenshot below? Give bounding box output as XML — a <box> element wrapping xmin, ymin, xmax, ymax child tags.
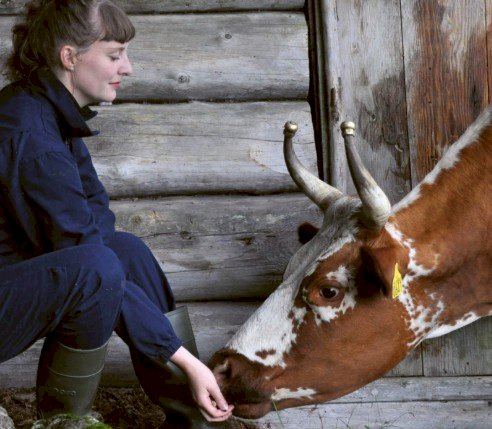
<box><xmin>0</xmin><ymin>244</ymin><xmax>125</xmax><ymax>363</ymax></box>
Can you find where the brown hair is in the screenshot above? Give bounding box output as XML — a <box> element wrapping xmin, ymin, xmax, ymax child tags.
<box><xmin>6</xmin><ymin>0</ymin><xmax>135</xmax><ymax>82</ymax></box>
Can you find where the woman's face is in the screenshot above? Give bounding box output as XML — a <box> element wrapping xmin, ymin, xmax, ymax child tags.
<box><xmin>71</xmin><ymin>40</ymin><xmax>133</xmax><ymax>106</ymax></box>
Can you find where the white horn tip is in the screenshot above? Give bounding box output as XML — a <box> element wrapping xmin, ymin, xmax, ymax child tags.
<box><xmin>341</xmin><ymin>121</ymin><xmax>356</xmax><ymax>137</ymax></box>
<box><xmin>284</xmin><ymin>121</ymin><xmax>298</xmax><ymax>136</ymax></box>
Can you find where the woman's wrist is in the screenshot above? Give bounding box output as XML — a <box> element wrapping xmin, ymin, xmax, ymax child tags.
<box><xmin>169</xmin><ymin>346</ymin><xmax>201</xmax><ymax>375</ymax></box>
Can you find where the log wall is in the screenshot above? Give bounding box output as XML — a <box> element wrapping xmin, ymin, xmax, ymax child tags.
<box><xmin>0</xmin><ymin>0</ymin><xmax>490</xmax><ymax>427</ymax></box>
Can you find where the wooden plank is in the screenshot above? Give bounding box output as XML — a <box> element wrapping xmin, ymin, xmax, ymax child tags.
<box><xmin>1</xmin><ymin>300</ymin><xmax>490</xmax><ymax>409</ymax></box>
<box><xmin>0</xmin><ymin>302</ymin><xmax>260</xmax><ymax>388</ymax></box>
<box><xmin>254</xmin><ymin>400</ymin><xmax>492</xmax><ymax>429</ymax></box>
<box><xmin>386</xmin><ymin>346</ymin><xmax>423</xmax><ymax>377</ymax></box>
<box><xmin>401</xmin><ymin>0</ymin><xmax>489</xmax><ymax>185</ymax></box>
<box><xmin>488</xmin><ymin>0</ymin><xmax>492</xmax><ymax>102</ymax></box>
<box><xmin>332</xmin><ymin>0</ymin><xmax>411</xmax><ymax>204</ymax></box>
<box><xmin>337</xmin><ymin>375</ymin><xmax>492</xmax><ymax>403</ymax></box>
<box><xmin>422</xmin><ymin>317</ymin><xmax>492</xmax><ymax>376</ymax></box>
<box><xmin>0</xmin><ymin>13</ymin><xmax>309</xmax><ymax>101</ymax></box>
<box><xmin>110</xmin><ymin>194</ymin><xmax>323</xmax><ymax>301</ymax></box>
<box><xmin>87</xmin><ymin>101</ymin><xmax>316</xmax><ymax>198</ymax></box>
<box><xmin>0</xmin><ymin>0</ymin><xmax>305</xmax><ymax>14</ymax></box>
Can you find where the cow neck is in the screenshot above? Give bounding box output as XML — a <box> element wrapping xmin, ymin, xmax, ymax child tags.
<box><xmin>391</xmin><ymin>133</ymin><xmax>492</xmax><ymax>323</ymax></box>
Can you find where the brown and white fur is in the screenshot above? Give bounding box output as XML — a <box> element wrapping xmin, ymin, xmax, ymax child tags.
<box><xmin>209</xmin><ymin>108</ymin><xmax>492</xmax><ymax>419</ymax></box>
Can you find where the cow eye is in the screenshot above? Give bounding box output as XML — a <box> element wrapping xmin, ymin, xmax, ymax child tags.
<box><xmin>320</xmin><ymin>286</ymin><xmax>339</xmax><ymax>300</ymax></box>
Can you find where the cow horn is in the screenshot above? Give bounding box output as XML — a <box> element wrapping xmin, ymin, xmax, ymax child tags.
<box><xmin>340</xmin><ymin>121</ymin><xmax>391</xmax><ymax>231</ymax></box>
<box><xmin>284</xmin><ymin>122</ymin><xmax>343</xmax><ymax>210</ymax></box>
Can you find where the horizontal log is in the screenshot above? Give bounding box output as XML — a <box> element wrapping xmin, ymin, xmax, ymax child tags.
<box><xmin>253</xmin><ymin>399</ymin><xmax>492</xmax><ymax>429</ymax></box>
<box><xmin>1</xmin><ymin>305</ymin><xmax>489</xmax><ymax>391</ymax></box>
<box><xmin>0</xmin><ymin>302</ymin><xmax>259</xmax><ymax>388</ymax></box>
<box><xmin>88</xmin><ymin>101</ymin><xmax>315</xmax><ymax>198</ymax></box>
<box><xmin>0</xmin><ymin>13</ymin><xmax>309</xmax><ymax>101</ymax></box>
<box><xmin>0</xmin><ymin>0</ymin><xmax>305</xmax><ymax>14</ymax></box>
<box><xmin>110</xmin><ymin>193</ymin><xmax>322</xmax><ymax>301</ymax></box>
<box><xmin>1</xmin><ymin>300</ymin><xmax>491</xmax><ymax>403</ymax></box>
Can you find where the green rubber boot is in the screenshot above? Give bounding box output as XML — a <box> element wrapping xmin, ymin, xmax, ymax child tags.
<box><xmin>36</xmin><ymin>339</ymin><xmax>109</xmax><ymax>418</ymax></box>
<box><xmin>166</xmin><ymin>306</ymin><xmax>199</xmax><ymax>358</ymax></box>
<box><xmin>131</xmin><ymin>306</ymin><xmax>203</xmax><ymax>427</ymax></box>
<box><xmin>165</xmin><ymin>305</ymin><xmax>199</xmax><ymax>381</ymax></box>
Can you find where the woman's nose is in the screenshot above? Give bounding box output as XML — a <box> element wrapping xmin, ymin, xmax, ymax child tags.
<box><xmin>120</xmin><ymin>54</ymin><xmax>133</xmax><ymax>76</ymax></box>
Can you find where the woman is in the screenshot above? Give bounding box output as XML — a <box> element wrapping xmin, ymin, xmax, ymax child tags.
<box><xmin>0</xmin><ymin>0</ymin><xmax>232</xmax><ymax>423</ymax></box>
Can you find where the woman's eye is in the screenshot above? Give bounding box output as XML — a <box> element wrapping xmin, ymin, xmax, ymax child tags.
<box><xmin>320</xmin><ymin>287</ymin><xmax>339</xmax><ymax>300</ymax></box>
<box><xmin>110</xmin><ymin>56</ymin><xmax>120</xmax><ymax>61</ymax></box>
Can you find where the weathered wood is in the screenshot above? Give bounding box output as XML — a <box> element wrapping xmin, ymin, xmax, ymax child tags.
<box><xmin>305</xmin><ymin>0</ymin><xmax>332</xmax><ymax>182</ymax></box>
<box><xmin>0</xmin><ymin>302</ymin><xmax>260</xmax><ymax>388</ymax></box>
<box><xmin>488</xmin><ymin>0</ymin><xmax>492</xmax><ymax>102</ymax></box>
<box><xmin>401</xmin><ymin>0</ymin><xmax>489</xmax><ymax>185</ymax></box>
<box><xmin>253</xmin><ymin>400</ymin><xmax>492</xmax><ymax>429</ymax></box>
<box><xmin>386</xmin><ymin>346</ymin><xmax>423</xmax><ymax>377</ymax></box>
<box><xmin>1</xmin><ymin>301</ymin><xmax>490</xmax><ymax>404</ymax></box>
<box><xmin>0</xmin><ymin>0</ymin><xmax>305</xmax><ymax>14</ymax></box>
<box><xmin>0</xmin><ymin>13</ymin><xmax>309</xmax><ymax>101</ymax></box>
<box><xmin>422</xmin><ymin>317</ymin><xmax>492</xmax><ymax>376</ymax></box>
<box><xmin>330</xmin><ymin>0</ymin><xmax>411</xmax><ymax>204</ymax></box>
<box><xmin>110</xmin><ymin>194</ymin><xmax>322</xmax><ymax>301</ymax></box>
<box><xmin>88</xmin><ymin>102</ymin><xmax>315</xmax><ymax>198</ymax></box>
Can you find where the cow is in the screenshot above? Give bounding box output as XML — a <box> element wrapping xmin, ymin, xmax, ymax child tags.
<box><xmin>209</xmin><ymin>107</ymin><xmax>492</xmax><ymax>420</ymax></box>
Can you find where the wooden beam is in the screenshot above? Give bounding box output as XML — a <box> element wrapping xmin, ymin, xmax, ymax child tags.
<box><xmin>0</xmin><ymin>0</ymin><xmax>305</xmax><ymax>14</ymax></box>
<box><xmin>110</xmin><ymin>194</ymin><xmax>322</xmax><ymax>301</ymax></box>
<box><xmin>327</xmin><ymin>0</ymin><xmax>412</xmax><ymax>204</ymax></box>
<box><xmin>0</xmin><ymin>302</ymin><xmax>260</xmax><ymax>388</ymax></box>
<box><xmin>401</xmin><ymin>0</ymin><xmax>488</xmax><ymax>185</ymax></box>
<box><xmin>1</xmin><ymin>300</ymin><xmax>490</xmax><ymax>402</ymax></box>
<box><xmin>488</xmin><ymin>0</ymin><xmax>492</xmax><ymax>103</ymax></box>
<box><xmin>422</xmin><ymin>317</ymin><xmax>492</xmax><ymax>376</ymax></box>
<box><xmin>87</xmin><ymin>102</ymin><xmax>316</xmax><ymax>198</ymax></box>
<box><xmin>0</xmin><ymin>13</ymin><xmax>309</xmax><ymax>101</ymax></box>
<box><xmin>253</xmin><ymin>399</ymin><xmax>492</xmax><ymax>429</ymax></box>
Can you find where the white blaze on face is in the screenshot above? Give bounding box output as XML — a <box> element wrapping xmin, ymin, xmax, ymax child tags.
<box><xmin>226</xmin><ymin>198</ymin><xmax>361</xmax><ymax>368</ymax></box>
<box><xmin>271</xmin><ymin>387</ymin><xmax>317</xmax><ymax>402</ymax></box>
<box><xmin>226</xmin><ymin>279</ymin><xmax>306</xmax><ymax>368</ymax></box>
<box><xmin>227</xmin><ymin>225</ymin><xmax>358</xmax><ymax>367</ymax></box>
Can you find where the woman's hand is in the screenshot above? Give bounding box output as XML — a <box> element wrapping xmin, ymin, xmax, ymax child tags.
<box><xmin>170</xmin><ymin>346</ymin><xmax>234</xmax><ymax>422</ymax></box>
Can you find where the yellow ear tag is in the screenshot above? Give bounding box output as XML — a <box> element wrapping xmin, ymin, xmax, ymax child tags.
<box><xmin>392</xmin><ymin>263</ymin><xmax>403</xmax><ymax>299</ymax></box>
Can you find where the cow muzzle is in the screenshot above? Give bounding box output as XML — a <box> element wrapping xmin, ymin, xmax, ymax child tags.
<box><xmin>209</xmin><ymin>350</ymin><xmax>276</xmax><ymax>419</ymax></box>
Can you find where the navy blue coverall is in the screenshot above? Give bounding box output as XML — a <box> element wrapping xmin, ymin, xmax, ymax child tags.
<box><xmin>0</xmin><ymin>68</ymin><xmax>181</xmax><ymax>364</ymax></box>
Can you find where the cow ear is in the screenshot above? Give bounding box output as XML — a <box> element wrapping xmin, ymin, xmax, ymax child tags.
<box><xmin>297</xmin><ymin>222</ymin><xmax>319</xmax><ymax>244</ymax></box>
<box><xmin>360</xmin><ymin>244</ymin><xmax>407</xmax><ymax>299</ymax></box>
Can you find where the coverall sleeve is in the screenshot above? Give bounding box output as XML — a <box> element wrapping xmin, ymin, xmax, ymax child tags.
<box><xmin>71</xmin><ymin>138</ymin><xmax>116</xmax><ymax>245</ymax></box>
<box><xmin>18</xmin><ymin>143</ymin><xmax>105</xmax><ymax>252</ymax></box>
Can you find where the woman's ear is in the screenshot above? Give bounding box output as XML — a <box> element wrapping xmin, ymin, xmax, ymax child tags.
<box><xmin>59</xmin><ymin>45</ymin><xmax>78</xmax><ymax>71</ymax></box>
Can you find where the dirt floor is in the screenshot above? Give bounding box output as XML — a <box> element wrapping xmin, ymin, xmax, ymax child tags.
<box><xmin>0</xmin><ymin>388</ymin><xmax>258</xmax><ymax>429</ymax></box>
<box><xmin>0</xmin><ymin>387</ymin><xmax>168</xmax><ymax>428</ymax></box>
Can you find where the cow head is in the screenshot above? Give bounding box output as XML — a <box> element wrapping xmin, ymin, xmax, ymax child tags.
<box><xmin>210</xmin><ymin>122</ymin><xmax>416</xmax><ymax>419</ymax></box>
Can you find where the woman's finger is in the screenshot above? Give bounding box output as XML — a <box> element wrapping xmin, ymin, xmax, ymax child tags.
<box><xmin>208</xmin><ymin>384</ymin><xmax>229</xmax><ymax>412</ymax></box>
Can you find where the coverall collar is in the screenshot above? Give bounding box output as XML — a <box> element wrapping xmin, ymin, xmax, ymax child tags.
<box><xmin>31</xmin><ymin>68</ymin><xmax>99</xmax><ymax>139</ymax></box>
